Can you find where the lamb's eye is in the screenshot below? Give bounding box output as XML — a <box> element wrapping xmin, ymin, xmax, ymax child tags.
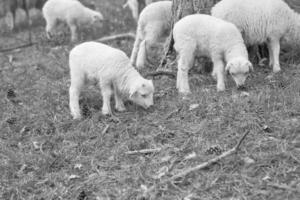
<box><xmin>141</xmin><ymin>94</ymin><xmax>148</xmax><ymax>98</ymax></box>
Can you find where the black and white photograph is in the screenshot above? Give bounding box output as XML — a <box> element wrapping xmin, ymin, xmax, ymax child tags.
<box><xmin>0</xmin><ymin>0</ymin><xmax>299</xmax><ymax>199</ymax></box>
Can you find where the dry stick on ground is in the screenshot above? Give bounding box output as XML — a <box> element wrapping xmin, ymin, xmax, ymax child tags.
<box><xmin>96</xmin><ymin>32</ymin><xmax>136</xmax><ymax>43</ymax></box>
<box><xmin>125</xmin><ymin>148</ymin><xmax>162</xmax><ymax>155</ymax></box>
<box><xmin>145</xmin><ymin>70</ymin><xmax>176</xmax><ymax>79</ymax></box>
<box><xmin>143</xmin><ymin>130</ymin><xmax>251</xmax><ymax>197</ymax></box>
<box><xmin>0</xmin><ymin>42</ymin><xmax>37</xmax><ymax>53</ymax></box>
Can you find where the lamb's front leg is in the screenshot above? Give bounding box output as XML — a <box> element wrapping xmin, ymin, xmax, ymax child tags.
<box><xmin>100</xmin><ymin>83</ymin><xmax>113</xmax><ymax>115</ymax></box>
<box><xmin>136</xmin><ymin>40</ymin><xmax>147</xmax><ymax>69</ymax></box>
<box><xmin>114</xmin><ymin>88</ymin><xmax>126</xmax><ymax>112</ymax></box>
<box><xmin>212</xmin><ymin>58</ymin><xmax>225</xmax><ymax>92</ymax></box>
<box><xmin>268</xmin><ymin>38</ymin><xmax>281</xmax><ymax>73</ymax></box>
<box><xmin>176</xmin><ymin>48</ymin><xmax>195</xmax><ymax>95</ymax></box>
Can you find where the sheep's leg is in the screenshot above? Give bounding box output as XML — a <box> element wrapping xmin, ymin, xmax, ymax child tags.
<box><xmin>69</xmin><ymin>73</ymin><xmax>85</xmax><ymax>119</ymax></box>
<box><xmin>100</xmin><ymin>83</ymin><xmax>113</xmax><ymax>115</ymax></box>
<box><xmin>212</xmin><ymin>58</ymin><xmax>225</xmax><ymax>92</ymax></box>
<box><xmin>130</xmin><ymin>31</ymin><xmax>142</xmax><ymax>67</ymax></box>
<box><xmin>267</xmin><ymin>42</ymin><xmax>274</xmax><ymax>67</ymax></box>
<box><xmin>68</xmin><ymin>21</ymin><xmax>78</xmax><ymax>42</ymax></box>
<box><xmin>113</xmin><ymin>88</ymin><xmax>126</xmax><ymax>112</ymax></box>
<box><xmin>268</xmin><ymin>39</ymin><xmax>281</xmax><ymax>73</ymax></box>
<box><xmin>176</xmin><ymin>47</ymin><xmax>195</xmax><ymax>95</ymax></box>
<box><xmin>136</xmin><ymin>40</ymin><xmax>147</xmax><ymax>69</ymax></box>
<box><xmin>45</xmin><ymin>18</ymin><xmax>57</xmax><ymax>39</ymax></box>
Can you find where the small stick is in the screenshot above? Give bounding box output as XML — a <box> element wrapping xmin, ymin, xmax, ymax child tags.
<box><xmin>145</xmin><ymin>70</ymin><xmax>176</xmax><ymax>79</ymax></box>
<box><xmin>267</xmin><ymin>183</ymin><xmax>299</xmax><ymax>192</ymax></box>
<box><xmin>143</xmin><ymin>130</ymin><xmax>251</xmax><ymax>197</ymax></box>
<box><xmin>96</xmin><ymin>32</ymin><xmax>136</xmax><ymax>43</ymax></box>
<box><xmin>101</xmin><ymin>124</ymin><xmax>110</xmax><ymax>135</ymax></box>
<box><xmin>125</xmin><ymin>148</ymin><xmax>162</xmax><ymax>155</ymax></box>
<box><xmin>0</xmin><ymin>42</ymin><xmax>36</xmax><ymax>53</ymax></box>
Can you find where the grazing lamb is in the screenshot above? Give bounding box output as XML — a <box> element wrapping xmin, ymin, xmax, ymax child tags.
<box><xmin>173</xmin><ymin>14</ymin><xmax>253</xmax><ymax>94</ymax></box>
<box><xmin>69</xmin><ymin>42</ymin><xmax>155</xmax><ymax>119</ymax></box>
<box><xmin>130</xmin><ymin>1</ymin><xmax>172</xmax><ymax>68</ymax></box>
<box><xmin>42</xmin><ymin>0</ymin><xmax>103</xmax><ymax>42</ymax></box>
<box><xmin>212</xmin><ymin>0</ymin><xmax>300</xmax><ymax>73</ymax></box>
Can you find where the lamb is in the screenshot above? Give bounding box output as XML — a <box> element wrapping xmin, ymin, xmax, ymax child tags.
<box><xmin>130</xmin><ymin>1</ymin><xmax>172</xmax><ymax>68</ymax></box>
<box><xmin>173</xmin><ymin>14</ymin><xmax>253</xmax><ymax>94</ymax></box>
<box><xmin>69</xmin><ymin>42</ymin><xmax>155</xmax><ymax>119</ymax></box>
<box><xmin>211</xmin><ymin>0</ymin><xmax>300</xmax><ymax>73</ymax></box>
<box><xmin>42</xmin><ymin>0</ymin><xmax>103</xmax><ymax>42</ymax></box>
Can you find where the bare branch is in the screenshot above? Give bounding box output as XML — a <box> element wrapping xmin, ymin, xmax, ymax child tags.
<box><xmin>96</xmin><ymin>32</ymin><xmax>136</xmax><ymax>43</ymax></box>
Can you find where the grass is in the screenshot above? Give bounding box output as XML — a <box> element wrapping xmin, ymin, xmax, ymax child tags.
<box><xmin>0</xmin><ymin>0</ymin><xmax>300</xmax><ymax>199</ymax></box>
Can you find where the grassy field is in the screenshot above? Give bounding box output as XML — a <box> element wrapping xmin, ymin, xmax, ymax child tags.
<box><xmin>0</xmin><ymin>0</ymin><xmax>299</xmax><ymax>199</ymax></box>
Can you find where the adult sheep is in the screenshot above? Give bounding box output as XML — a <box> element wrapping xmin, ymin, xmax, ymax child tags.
<box><xmin>69</xmin><ymin>42</ymin><xmax>155</xmax><ymax>119</ymax></box>
<box><xmin>42</xmin><ymin>0</ymin><xmax>103</xmax><ymax>42</ymax></box>
<box><xmin>130</xmin><ymin>1</ymin><xmax>172</xmax><ymax>68</ymax></box>
<box><xmin>173</xmin><ymin>14</ymin><xmax>253</xmax><ymax>94</ymax></box>
<box><xmin>212</xmin><ymin>0</ymin><xmax>300</xmax><ymax>73</ymax></box>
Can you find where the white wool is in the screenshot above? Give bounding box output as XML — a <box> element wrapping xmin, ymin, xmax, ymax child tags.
<box><xmin>130</xmin><ymin>1</ymin><xmax>172</xmax><ymax>68</ymax></box>
<box><xmin>42</xmin><ymin>0</ymin><xmax>103</xmax><ymax>42</ymax></box>
<box><xmin>69</xmin><ymin>42</ymin><xmax>154</xmax><ymax>119</ymax></box>
<box><xmin>211</xmin><ymin>0</ymin><xmax>300</xmax><ymax>73</ymax></box>
<box><xmin>173</xmin><ymin>14</ymin><xmax>252</xmax><ymax>93</ymax></box>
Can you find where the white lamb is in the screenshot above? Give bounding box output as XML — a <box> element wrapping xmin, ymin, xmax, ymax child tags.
<box><xmin>173</xmin><ymin>14</ymin><xmax>253</xmax><ymax>94</ymax></box>
<box><xmin>130</xmin><ymin>1</ymin><xmax>172</xmax><ymax>68</ymax></box>
<box><xmin>212</xmin><ymin>0</ymin><xmax>300</xmax><ymax>73</ymax></box>
<box><xmin>42</xmin><ymin>0</ymin><xmax>103</xmax><ymax>42</ymax></box>
<box><xmin>69</xmin><ymin>42</ymin><xmax>155</xmax><ymax>119</ymax></box>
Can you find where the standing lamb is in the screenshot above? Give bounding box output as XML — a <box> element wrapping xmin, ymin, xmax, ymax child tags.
<box><xmin>130</xmin><ymin>1</ymin><xmax>172</xmax><ymax>68</ymax></box>
<box><xmin>173</xmin><ymin>14</ymin><xmax>253</xmax><ymax>94</ymax></box>
<box><xmin>42</xmin><ymin>0</ymin><xmax>103</xmax><ymax>42</ymax></box>
<box><xmin>69</xmin><ymin>42</ymin><xmax>155</xmax><ymax>119</ymax></box>
<box><xmin>212</xmin><ymin>0</ymin><xmax>300</xmax><ymax>73</ymax></box>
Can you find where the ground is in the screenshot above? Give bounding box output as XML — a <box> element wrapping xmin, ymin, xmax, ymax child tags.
<box><xmin>0</xmin><ymin>0</ymin><xmax>299</xmax><ymax>200</ymax></box>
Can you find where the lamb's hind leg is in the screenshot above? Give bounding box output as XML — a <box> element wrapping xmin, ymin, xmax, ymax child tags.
<box><xmin>268</xmin><ymin>38</ymin><xmax>281</xmax><ymax>73</ymax></box>
<box><xmin>176</xmin><ymin>43</ymin><xmax>196</xmax><ymax>95</ymax></box>
<box><xmin>130</xmin><ymin>30</ymin><xmax>143</xmax><ymax>67</ymax></box>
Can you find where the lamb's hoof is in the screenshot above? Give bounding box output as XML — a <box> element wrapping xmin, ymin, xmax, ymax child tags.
<box><xmin>72</xmin><ymin>114</ymin><xmax>82</xmax><ymax>120</ymax></box>
<box><xmin>107</xmin><ymin>115</ymin><xmax>120</xmax><ymax>123</ymax></box>
<box><xmin>115</xmin><ymin>106</ymin><xmax>126</xmax><ymax>112</ymax></box>
<box><xmin>179</xmin><ymin>92</ymin><xmax>191</xmax><ymax>101</ymax></box>
<box><xmin>217</xmin><ymin>85</ymin><xmax>225</xmax><ymax>92</ymax></box>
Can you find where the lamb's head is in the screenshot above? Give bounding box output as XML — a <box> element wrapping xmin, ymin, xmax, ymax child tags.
<box><xmin>225</xmin><ymin>57</ymin><xmax>253</xmax><ymax>89</ymax></box>
<box><xmin>90</xmin><ymin>10</ymin><xmax>104</xmax><ymax>24</ymax></box>
<box><xmin>129</xmin><ymin>78</ymin><xmax>154</xmax><ymax>109</ymax></box>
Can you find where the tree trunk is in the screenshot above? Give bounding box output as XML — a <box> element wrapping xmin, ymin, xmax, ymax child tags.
<box><xmin>159</xmin><ymin>0</ymin><xmax>221</xmax><ymax>69</ymax></box>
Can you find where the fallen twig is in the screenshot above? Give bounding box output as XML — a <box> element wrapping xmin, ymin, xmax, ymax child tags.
<box><xmin>145</xmin><ymin>70</ymin><xmax>176</xmax><ymax>79</ymax></box>
<box><xmin>101</xmin><ymin>124</ymin><xmax>110</xmax><ymax>135</ymax></box>
<box><xmin>125</xmin><ymin>148</ymin><xmax>162</xmax><ymax>155</ymax></box>
<box><xmin>267</xmin><ymin>182</ymin><xmax>300</xmax><ymax>192</ymax></box>
<box><xmin>96</xmin><ymin>32</ymin><xmax>135</xmax><ymax>43</ymax></box>
<box><xmin>143</xmin><ymin>130</ymin><xmax>251</xmax><ymax>198</ymax></box>
<box><xmin>0</xmin><ymin>42</ymin><xmax>36</xmax><ymax>53</ymax></box>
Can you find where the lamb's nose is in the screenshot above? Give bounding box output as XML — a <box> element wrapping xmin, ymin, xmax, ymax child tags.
<box><xmin>237</xmin><ymin>85</ymin><xmax>247</xmax><ymax>91</ymax></box>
